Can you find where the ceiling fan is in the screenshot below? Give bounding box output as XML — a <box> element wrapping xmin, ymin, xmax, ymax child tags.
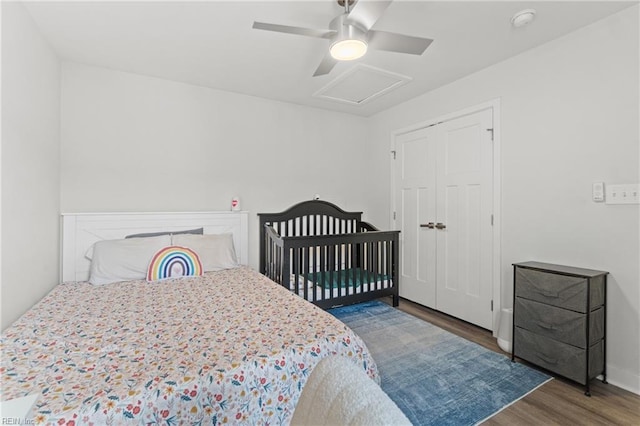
<box><xmin>252</xmin><ymin>0</ymin><xmax>433</xmax><ymax>77</ymax></box>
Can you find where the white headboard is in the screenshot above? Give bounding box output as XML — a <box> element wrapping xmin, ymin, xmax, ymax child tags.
<box><xmin>61</xmin><ymin>211</ymin><xmax>249</xmax><ymax>282</ymax></box>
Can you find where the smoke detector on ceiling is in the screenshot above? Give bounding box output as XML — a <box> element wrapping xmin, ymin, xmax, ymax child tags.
<box><xmin>511</xmin><ymin>9</ymin><xmax>537</xmax><ymax>28</ymax></box>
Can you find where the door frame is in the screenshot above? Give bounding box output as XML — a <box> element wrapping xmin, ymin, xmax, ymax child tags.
<box><xmin>389</xmin><ymin>99</ymin><xmax>502</xmax><ymax>335</ymax></box>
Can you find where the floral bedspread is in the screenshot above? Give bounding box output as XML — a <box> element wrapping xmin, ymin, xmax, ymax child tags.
<box><xmin>0</xmin><ymin>267</ymin><xmax>378</xmax><ymax>425</ymax></box>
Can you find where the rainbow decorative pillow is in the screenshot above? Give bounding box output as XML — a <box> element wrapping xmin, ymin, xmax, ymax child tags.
<box><xmin>147</xmin><ymin>246</ymin><xmax>203</xmax><ymax>282</ymax></box>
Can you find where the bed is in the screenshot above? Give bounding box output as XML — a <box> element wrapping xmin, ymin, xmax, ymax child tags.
<box><xmin>258</xmin><ymin>201</ymin><xmax>400</xmax><ymax>309</ymax></box>
<box><xmin>0</xmin><ymin>212</ymin><xmax>378</xmax><ymax>425</ymax></box>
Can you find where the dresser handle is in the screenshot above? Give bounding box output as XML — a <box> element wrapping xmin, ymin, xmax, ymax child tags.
<box><xmin>540</xmin><ymin>290</ymin><xmax>559</xmax><ymax>298</ymax></box>
<box><xmin>537</xmin><ymin>321</ymin><xmax>555</xmax><ymax>330</ymax></box>
<box><xmin>535</xmin><ymin>353</ymin><xmax>558</xmax><ymax>365</ymax></box>
<box><xmin>420</xmin><ymin>222</ymin><xmax>435</xmax><ymax>229</ymax></box>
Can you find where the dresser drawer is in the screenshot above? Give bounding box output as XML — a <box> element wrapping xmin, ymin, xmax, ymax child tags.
<box><xmin>514</xmin><ymin>327</ymin><xmax>604</xmax><ymax>385</ymax></box>
<box><xmin>514</xmin><ymin>298</ymin><xmax>604</xmax><ymax>348</ymax></box>
<box><xmin>515</xmin><ymin>268</ymin><xmax>605</xmax><ymax>312</ymax></box>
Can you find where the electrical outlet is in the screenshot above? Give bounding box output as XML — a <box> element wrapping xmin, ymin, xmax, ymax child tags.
<box><xmin>605</xmin><ymin>183</ymin><xmax>640</xmax><ymax>204</ymax></box>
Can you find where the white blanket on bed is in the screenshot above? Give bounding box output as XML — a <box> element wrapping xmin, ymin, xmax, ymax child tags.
<box><xmin>291</xmin><ymin>355</ymin><xmax>411</xmax><ymax>426</ymax></box>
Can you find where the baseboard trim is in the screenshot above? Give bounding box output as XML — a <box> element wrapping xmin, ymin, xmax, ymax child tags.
<box><xmin>605</xmin><ymin>364</ymin><xmax>640</xmax><ymax>395</ymax></box>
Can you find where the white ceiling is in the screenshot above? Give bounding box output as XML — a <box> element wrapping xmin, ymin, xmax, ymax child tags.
<box><xmin>23</xmin><ymin>0</ymin><xmax>636</xmax><ymax>117</ymax></box>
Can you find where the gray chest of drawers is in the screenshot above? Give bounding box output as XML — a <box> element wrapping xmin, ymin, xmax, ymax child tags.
<box><xmin>511</xmin><ymin>261</ymin><xmax>608</xmax><ymax>396</ymax></box>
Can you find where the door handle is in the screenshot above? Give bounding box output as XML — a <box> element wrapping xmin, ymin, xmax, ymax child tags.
<box><xmin>420</xmin><ymin>222</ymin><xmax>435</xmax><ymax>229</ymax></box>
<box><xmin>435</xmin><ymin>223</ymin><xmax>446</xmax><ymax>230</ymax></box>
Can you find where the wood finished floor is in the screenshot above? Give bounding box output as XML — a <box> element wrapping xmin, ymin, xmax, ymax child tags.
<box><xmin>391</xmin><ymin>298</ymin><xmax>640</xmax><ymax>425</ymax></box>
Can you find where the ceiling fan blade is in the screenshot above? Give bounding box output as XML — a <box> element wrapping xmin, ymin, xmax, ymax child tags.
<box><xmin>313</xmin><ymin>53</ymin><xmax>338</xmax><ymax>77</ymax></box>
<box><xmin>252</xmin><ymin>21</ymin><xmax>335</xmax><ymax>39</ymax></box>
<box><xmin>345</xmin><ymin>0</ymin><xmax>393</xmax><ymax>32</ymax></box>
<box><xmin>368</xmin><ymin>30</ymin><xmax>433</xmax><ymax>55</ymax></box>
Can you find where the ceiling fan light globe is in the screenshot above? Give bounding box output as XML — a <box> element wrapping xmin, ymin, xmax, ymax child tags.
<box><xmin>330</xmin><ymin>39</ymin><xmax>368</xmax><ymax>61</ymax></box>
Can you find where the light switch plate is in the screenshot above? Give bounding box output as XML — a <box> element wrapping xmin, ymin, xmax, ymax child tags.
<box><xmin>592</xmin><ymin>182</ymin><xmax>604</xmax><ymax>202</ymax></box>
<box><xmin>605</xmin><ymin>183</ymin><xmax>640</xmax><ymax>204</ymax></box>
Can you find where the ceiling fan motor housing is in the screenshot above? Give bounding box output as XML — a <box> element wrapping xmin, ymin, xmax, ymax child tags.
<box><xmin>330</xmin><ymin>13</ymin><xmax>367</xmax><ymax>38</ymax></box>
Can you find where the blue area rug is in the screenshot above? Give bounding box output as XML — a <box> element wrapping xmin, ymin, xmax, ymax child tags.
<box><xmin>329</xmin><ymin>301</ymin><xmax>551</xmax><ymax>425</ymax></box>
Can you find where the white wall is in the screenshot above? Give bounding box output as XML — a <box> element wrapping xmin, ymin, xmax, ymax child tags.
<box><xmin>1</xmin><ymin>2</ymin><xmax>61</xmax><ymax>330</ymax></box>
<box><xmin>368</xmin><ymin>6</ymin><xmax>640</xmax><ymax>393</ymax></box>
<box><xmin>60</xmin><ymin>62</ymin><xmax>372</xmax><ymax>269</ymax></box>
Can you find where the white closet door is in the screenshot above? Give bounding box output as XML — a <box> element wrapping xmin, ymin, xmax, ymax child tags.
<box><xmin>393</xmin><ymin>107</ymin><xmax>494</xmax><ymax>330</ymax></box>
<box><xmin>435</xmin><ymin>108</ymin><xmax>494</xmax><ymax>329</ymax></box>
<box><xmin>394</xmin><ymin>127</ymin><xmax>437</xmax><ymax>308</ymax></box>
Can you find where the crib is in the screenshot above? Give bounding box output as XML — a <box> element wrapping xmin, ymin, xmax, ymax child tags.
<box><xmin>258</xmin><ymin>200</ymin><xmax>400</xmax><ymax>309</ymax></box>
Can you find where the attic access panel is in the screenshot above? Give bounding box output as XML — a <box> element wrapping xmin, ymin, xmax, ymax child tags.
<box><xmin>313</xmin><ymin>64</ymin><xmax>412</xmax><ymax>106</ymax></box>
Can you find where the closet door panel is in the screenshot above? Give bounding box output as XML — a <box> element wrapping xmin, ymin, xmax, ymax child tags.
<box><xmin>436</xmin><ymin>108</ymin><xmax>494</xmax><ymax>330</ymax></box>
<box><xmin>395</xmin><ymin>128</ymin><xmax>437</xmax><ymax>308</ymax></box>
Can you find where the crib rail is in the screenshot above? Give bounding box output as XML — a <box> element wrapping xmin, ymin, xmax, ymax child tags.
<box><xmin>259</xmin><ymin>200</ymin><xmax>400</xmax><ymax>309</ymax></box>
<box><xmin>263</xmin><ymin>224</ymin><xmax>399</xmax><ymax>309</ymax></box>
<box><xmin>263</xmin><ymin>225</ymin><xmax>285</xmax><ymax>285</ymax></box>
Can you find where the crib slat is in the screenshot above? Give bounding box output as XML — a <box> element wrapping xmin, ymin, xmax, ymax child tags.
<box><xmin>367</xmin><ymin>241</ymin><xmax>372</xmax><ymax>292</ymax></box>
<box><xmin>373</xmin><ymin>240</ymin><xmax>378</xmax><ymax>290</ymax></box>
<box><xmin>384</xmin><ymin>240</ymin><xmax>390</xmax><ymax>290</ymax></box>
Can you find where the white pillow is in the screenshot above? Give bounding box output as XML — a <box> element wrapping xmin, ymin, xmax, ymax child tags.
<box><xmin>172</xmin><ymin>233</ymin><xmax>238</xmax><ymax>272</ymax></box>
<box><xmin>85</xmin><ymin>228</ymin><xmax>204</xmax><ymax>261</ymax></box>
<box><xmin>89</xmin><ymin>235</ymin><xmax>171</xmax><ymax>285</ymax></box>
